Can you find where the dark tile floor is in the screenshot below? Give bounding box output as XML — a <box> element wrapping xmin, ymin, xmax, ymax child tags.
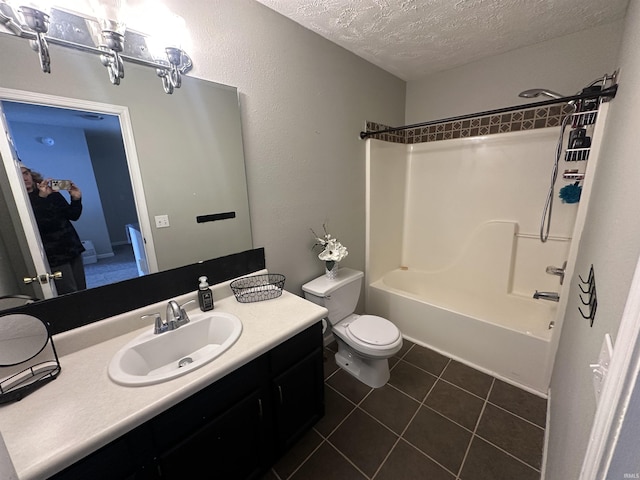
<box><xmin>264</xmin><ymin>339</ymin><xmax>546</xmax><ymax>480</ymax></box>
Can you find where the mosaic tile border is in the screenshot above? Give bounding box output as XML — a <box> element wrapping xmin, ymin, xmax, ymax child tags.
<box><xmin>366</xmin><ymin>104</ymin><xmax>574</xmax><ymax>144</ymax></box>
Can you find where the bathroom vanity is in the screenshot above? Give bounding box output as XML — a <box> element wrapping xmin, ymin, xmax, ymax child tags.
<box><xmin>0</xmin><ymin>284</ymin><xmax>327</xmax><ymax>479</ymax></box>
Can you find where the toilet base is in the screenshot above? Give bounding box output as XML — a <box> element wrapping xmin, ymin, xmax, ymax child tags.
<box><xmin>334</xmin><ymin>346</ymin><xmax>390</xmax><ymax>389</ymax></box>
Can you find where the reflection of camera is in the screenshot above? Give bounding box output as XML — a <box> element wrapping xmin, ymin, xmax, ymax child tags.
<box><xmin>51</xmin><ymin>179</ymin><xmax>72</xmax><ymax>191</ymax></box>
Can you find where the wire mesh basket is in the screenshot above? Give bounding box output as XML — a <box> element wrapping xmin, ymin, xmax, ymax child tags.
<box><xmin>230</xmin><ymin>274</ymin><xmax>285</xmax><ymax>303</ymax></box>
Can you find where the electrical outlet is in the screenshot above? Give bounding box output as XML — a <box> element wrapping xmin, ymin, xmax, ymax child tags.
<box><xmin>590</xmin><ymin>334</ymin><xmax>613</xmax><ymax>404</ymax></box>
<box><xmin>155</xmin><ymin>214</ymin><xmax>170</xmax><ymax>228</ymax></box>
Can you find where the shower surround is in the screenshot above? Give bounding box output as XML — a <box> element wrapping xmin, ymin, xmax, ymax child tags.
<box><xmin>365</xmin><ymin>106</ymin><xmax>608</xmax><ymax>394</ymax></box>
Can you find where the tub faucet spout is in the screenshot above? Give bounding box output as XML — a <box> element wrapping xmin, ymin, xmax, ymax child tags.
<box><xmin>533</xmin><ymin>291</ymin><xmax>560</xmax><ymax>302</ymax></box>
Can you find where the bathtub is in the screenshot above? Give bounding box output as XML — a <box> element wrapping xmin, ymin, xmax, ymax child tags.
<box><xmin>367</xmin><ymin>268</ymin><xmax>556</xmax><ymax>395</ymax></box>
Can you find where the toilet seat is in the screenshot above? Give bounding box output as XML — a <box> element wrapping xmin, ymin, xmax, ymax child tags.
<box><xmin>345</xmin><ymin>315</ymin><xmax>400</xmax><ymax>346</ymax></box>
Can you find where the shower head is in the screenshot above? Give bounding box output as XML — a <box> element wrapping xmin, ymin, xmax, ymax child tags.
<box><xmin>518</xmin><ymin>89</ymin><xmax>565</xmax><ymax>100</ymax></box>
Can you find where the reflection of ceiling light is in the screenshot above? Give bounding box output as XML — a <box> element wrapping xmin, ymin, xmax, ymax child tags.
<box><xmin>0</xmin><ymin>2</ymin><xmax>192</xmax><ymax>94</ymax></box>
<box><xmin>37</xmin><ymin>136</ymin><xmax>55</xmax><ymax>146</ymax></box>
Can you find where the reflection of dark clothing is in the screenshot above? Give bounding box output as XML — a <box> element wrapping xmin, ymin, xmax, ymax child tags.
<box><xmin>54</xmin><ymin>255</ymin><xmax>86</xmax><ymax>294</ymax></box>
<box><xmin>28</xmin><ymin>190</ymin><xmax>85</xmax><ymax>268</ymax></box>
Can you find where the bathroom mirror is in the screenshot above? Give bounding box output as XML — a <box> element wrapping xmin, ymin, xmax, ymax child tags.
<box><xmin>0</xmin><ymin>32</ymin><xmax>253</xmax><ymax>301</ymax></box>
<box><xmin>0</xmin><ymin>314</ymin><xmax>49</xmax><ymax>366</ymax></box>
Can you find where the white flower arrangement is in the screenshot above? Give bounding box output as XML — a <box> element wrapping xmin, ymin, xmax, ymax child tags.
<box><xmin>312</xmin><ymin>225</ymin><xmax>348</xmax><ymax>270</ymax></box>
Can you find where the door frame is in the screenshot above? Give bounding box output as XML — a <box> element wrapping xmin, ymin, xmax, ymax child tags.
<box><xmin>0</xmin><ymin>87</ymin><xmax>158</xmax><ymax>297</ymax></box>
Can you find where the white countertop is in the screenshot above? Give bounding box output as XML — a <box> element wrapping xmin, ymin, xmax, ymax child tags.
<box><xmin>0</xmin><ymin>285</ymin><xmax>328</xmax><ymax>480</ymax></box>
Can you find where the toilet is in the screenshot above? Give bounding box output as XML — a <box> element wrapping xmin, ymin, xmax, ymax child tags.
<box><xmin>302</xmin><ymin>268</ymin><xmax>402</xmax><ymax>388</ymax></box>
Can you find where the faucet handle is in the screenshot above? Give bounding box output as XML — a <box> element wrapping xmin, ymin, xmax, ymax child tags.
<box><xmin>180</xmin><ymin>299</ymin><xmax>196</xmax><ymax>310</ymax></box>
<box><xmin>545</xmin><ymin>261</ymin><xmax>567</xmax><ymax>285</ymax></box>
<box><xmin>179</xmin><ymin>299</ymin><xmax>196</xmax><ymax>324</ymax></box>
<box><xmin>143</xmin><ymin>313</ymin><xmax>166</xmax><ymax>334</ymax></box>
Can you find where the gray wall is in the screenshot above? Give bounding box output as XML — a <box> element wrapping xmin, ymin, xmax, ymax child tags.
<box><xmin>405</xmin><ymin>20</ymin><xmax>624</xmax><ymax>123</ymax></box>
<box><xmin>162</xmin><ymin>0</ymin><xmax>406</xmax><ymax>292</ymax></box>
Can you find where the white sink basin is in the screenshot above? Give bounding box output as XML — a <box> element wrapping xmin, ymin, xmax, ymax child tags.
<box><xmin>108</xmin><ymin>312</ymin><xmax>242</xmax><ymax>386</ymax></box>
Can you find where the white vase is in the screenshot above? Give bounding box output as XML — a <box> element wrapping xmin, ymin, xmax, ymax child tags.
<box><xmin>325</xmin><ymin>261</ymin><xmax>339</xmax><ymax>279</ymax></box>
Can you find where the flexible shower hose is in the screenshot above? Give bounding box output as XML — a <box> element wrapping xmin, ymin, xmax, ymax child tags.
<box><xmin>540</xmin><ymin>103</ymin><xmax>577</xmax><ymax>242</ymax></box>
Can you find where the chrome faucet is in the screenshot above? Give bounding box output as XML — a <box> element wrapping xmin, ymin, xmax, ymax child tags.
<box><xmin>166</xmin><ymin>300</ymin><xmax>194</xmax><ymax>330</ymax></box>
<box><xmin>533</xmin><ymin>291</ymin><xmax>560</xmax><ymax>302</ymax></box>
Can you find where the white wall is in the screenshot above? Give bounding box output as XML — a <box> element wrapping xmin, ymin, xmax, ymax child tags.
<box><xmin>161</xmin><ymin>0</ymin><xmax>406</xmax><ymax>292</ymax></box>
<box><xmin>406</xmin><ymin>21</ymin><xmax>624</xmax><ymax>124</ymax></box>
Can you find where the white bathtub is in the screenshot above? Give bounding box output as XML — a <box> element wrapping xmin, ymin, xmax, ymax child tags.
<box><xmin>367</xmin><ymin>268</ymin><xmax>556</xmax><ymax>395</ymax></box>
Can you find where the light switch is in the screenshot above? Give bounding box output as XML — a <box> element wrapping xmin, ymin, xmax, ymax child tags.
<box><xmin>155</xmin><ymin>214</ymin><xmax>170</xmax><ymax>228</ymax></box>
<box><xmin>590</xmin><ymin>334</ymin><xmax>613</xmax><ymax>404</ymax></box>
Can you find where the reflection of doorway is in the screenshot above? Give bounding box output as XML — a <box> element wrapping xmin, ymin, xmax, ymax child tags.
<box><xmin>1</xmin><ymin>101</ymin><xmax>145</xmax><ymax>289</ymax></box>
<box><xmin>84</xmin><ymin>244</ymin><xmax>138</xmax><ymax>288</ymax></box>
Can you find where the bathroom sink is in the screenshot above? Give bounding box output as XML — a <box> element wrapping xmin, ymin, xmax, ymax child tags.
<box><xmin>108</xmin><ymin>312</ymin><xmax>242</xmax><ymax>386</ymax></box>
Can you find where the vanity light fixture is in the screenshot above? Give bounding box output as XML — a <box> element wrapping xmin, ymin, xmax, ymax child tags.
<box><xmin>87</xmin><ymin>0</ymin><xmax>127</xmax><ymax>85</ymax></box>
<box><xmin>6</xmin><ymin>1</ymin><xmax>52</xmax><ymax>73</ymax></box>
<box><xmin>157</xmin><ymin>46</ymin><xmax>182</xmax><ymax>93</ymax></box>
<box><xmin>141</xmin><ymin>5</ymin><xmax>187</xmax><ymax>94</ymax></box>
<box><xmin>0</xmin><ymin>0</ymin><xmax>193</xmax><ymax>94</ymax></box>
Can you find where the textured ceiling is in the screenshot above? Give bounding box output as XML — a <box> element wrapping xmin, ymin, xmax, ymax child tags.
<box><xmin>254</xmin><ymin>0</ymin><xmax>629</xmax><ymax>81</ymax></box>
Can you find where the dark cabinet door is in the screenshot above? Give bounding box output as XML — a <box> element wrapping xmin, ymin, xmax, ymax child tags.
<box><xmin>49</xmin><ymin>424</ymin><xmax>153</xmax><ymax>480</ymax></box>
<box><xmin>272</xmin><ymin>347</ymin><xmax>324</xmax><ymax>453</ymax></box>
<box><xmin>155</xmin><ymin>388</ymin><xmax>268</xmax><ymax>480</ymax></box>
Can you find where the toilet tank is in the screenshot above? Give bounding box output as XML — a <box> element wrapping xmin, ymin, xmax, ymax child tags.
<box><xmin>301</xmin><ymin>268</ymin><xmax>364</xmax><ymax>325</ymax></box>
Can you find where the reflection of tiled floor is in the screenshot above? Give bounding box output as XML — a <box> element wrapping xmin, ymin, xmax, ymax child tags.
<box><xmin>264</xmin><ymin>340</ymin><xmax>546</xmax><ymax>480</ymax></box>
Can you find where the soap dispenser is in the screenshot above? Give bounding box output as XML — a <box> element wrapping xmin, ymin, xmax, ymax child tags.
<box><xmin>198</xmin><ymin>276</ymin><xmax>214</xmax><ymax>311</ymax></box>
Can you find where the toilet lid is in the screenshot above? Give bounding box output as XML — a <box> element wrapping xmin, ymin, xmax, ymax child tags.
<box><xmin>346</xmin><ymin>315</ymin><xmax>400</xmax><ymax>346</ymax></box>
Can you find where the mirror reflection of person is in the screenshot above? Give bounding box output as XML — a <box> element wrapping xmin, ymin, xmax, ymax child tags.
<box><xmin>20</xmin><ymin>162</ymin><xmax>86</xmax><ymax>294</ymax></box>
